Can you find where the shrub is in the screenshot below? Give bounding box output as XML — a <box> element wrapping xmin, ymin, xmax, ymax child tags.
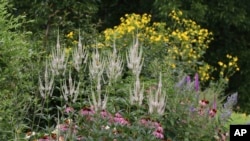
<box><xmin>0</xmin><ymin>0</ymin><xmax>38</xmax><ymax>140</ymax></box>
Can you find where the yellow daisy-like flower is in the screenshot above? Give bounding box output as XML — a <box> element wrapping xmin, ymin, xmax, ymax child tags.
<box><xmin>233</xmin><ymin>57</ymin><xmax>238</xmax><ymax>62</ymax></box>
<box><xmin>218</xmin><ymin>61</ymin><xmax>223</xmax><ymax>66</ymax></box>
<box><xmin>67</xmin><ymin>31</ymin><xmax>74</xmax><ymax>39</ymax></box>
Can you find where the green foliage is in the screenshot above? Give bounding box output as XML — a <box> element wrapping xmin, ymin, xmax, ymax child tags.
<box><xmin>224</xmin><ymin>112</ymin><xmax>250</xmax><ymax>130</ymax></box>
<box><xmin>9</xmin><ymin>0</ymin><xmax>100</xmax><ymax>48</ymax></box>
<box><xmin>0</xmin><ymin>0</ymin><xmax>39</xmax><ymax>140</ymax></box>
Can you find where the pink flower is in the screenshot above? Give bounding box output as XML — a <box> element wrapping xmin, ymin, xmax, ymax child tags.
<box><xmin>101</xmin><ymin>110</ymin><xmax>112</xmax><ymax>118</ymax></box>
<box><xmin>153</xmin><ymin>130</ymin><xmax>164</xmax><ymax>139</ymax></box>
<box><xmin>155</xmin><ymin>125</ymin><xmax>164</xmax><ymax>133</ymax></box>
<box><xmin>57</xmin><ymin>124</ymin><xmax>69</xmax><ymax>132</ymax></box>
<box><xmin>209</xmin><ymin>108</ymin><xmax>217</xmax><ymax>117</ymax></box>
<box><xmin>139</xmin><ymin>118</ymin><xmax>149</xmax><ymax>126</ymax></box>
<box><xmin>114</xmin><ymin>113</ymin><xmax>129</xmax><ymax>125</ymax></box>
<box><xmin>199</xmin><ymin>99</ymin><xmax>209</xmax><ymax>107</ymax></box>
<box><xmin>79</xmin><ymin>107</ymin><xmax>95</xmax><ymax>116</ymax></box>
<box><xmin>209</xmin><ymin>96</ymin><xmax>217</xmax><ymax>117</ymax></box>
<box><xmin>38</xmin><ymin>135</ymin><xmax>50</xmax><ymax>141</ymax></box>
<box><xmin>65</xmin><ymin>106</ymin><xmax>74</xmax><ymax>113</ymax></box>
<box><xmin>198</xmin><ymin>108</ymin><xmax>205</xmax><ymax>116</ymax></box>
<box><xmin>114</xmin><ymin>113</ymin><xmax>122</xmax><ymax>118</ymax></box>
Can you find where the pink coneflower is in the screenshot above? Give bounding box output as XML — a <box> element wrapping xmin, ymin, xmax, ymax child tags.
<box><xmin>65</xmin><ymin>106</ymin><xmax>74</xmax><ymax>114</ymax></box>
<box><xmin>114</xmin><ymin>113</ymin><xmax>129</xmax><ymax>125</ymax></box>
<box><xmin>79</xmin><ymin>107</ymin><xmax>95</xmax><ymax>116</ymax></box>
<box><xmin>198</xmin><ymin>108</ymin><xmax>205</xmax><ymax>116</ymax></box>
<box><xmin>153</xmin><ymin>129</ymin><xmax>164</xmax><ymax>139</ymax></box>
<box><xmin>139</xmin><ymin>118</ymin><xmax>150</xmax><ymax>126</ymax></box>
<box><xmin>155</xmin><ymin>124</ymin><xmax>164</xmax><ymax>133</ymax></box>
<box><xmin>100</xmin><ymin>110</ymin><xmax>112</xmax><ymax>118</ymax></box>
<box><xmin>199</xmin><ymin>99</ymin><xmax>209</xmax><ymax>107</ymax></box>
<box><xmin>57</xmin><ymin>124</ymin><xmax>69</xmax><ymax>132</ymax></box>
<box><xmin>209</xmin><ymin>108</ymin><xmax>217</xmax><ymax>117</ymax></box>
<box><xmin>38</xmin><ymin>134</ymin><xmax>50</xmax><ymax>141</ymax></box>
<box><xmin>209</xmin><ymin>96</ymin><xmax>217</xmax><ymax>118</ymax></box>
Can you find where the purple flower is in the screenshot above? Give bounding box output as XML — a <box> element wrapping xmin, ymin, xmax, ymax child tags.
<box><xmin>189</xmin><ymin>105</ymin><xmax>196</xmax><ymax>113</ymax></box>
<box><xmin>186</xmin><ymin>76</ymin><xmax>191</xmax><ymax>84</ymax></box>
<box><xmin>175</xmin><ymin>76</ymin><xmax>187</xmax><ymax>88</ymax></box>
<box><xmin>194</xmin><ymin>73</ymin><xmax>199</xmax><ymax>92</ymax></box>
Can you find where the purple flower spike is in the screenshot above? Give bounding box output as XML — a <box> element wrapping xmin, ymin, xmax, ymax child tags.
<box><xmin>213</xmin><ymin>96</ymin><xmax>217</xmax><ymax>109</ymax></box>
<box><xmin>186</xmin><ymin>76</ymin><xmax>191</xmax><ymax>84</ymax></box>
<box><xmin>194</xmin><ymin>73</ymin><xmax>199</xmax><ymax>92</ymax></box>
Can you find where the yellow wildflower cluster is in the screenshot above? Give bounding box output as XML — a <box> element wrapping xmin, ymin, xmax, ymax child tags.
<box><xmin>217</xmin><ymin>54</ymin><xmax>240</xmax><ymax>81</ymax></box>
<box><xmin>166</xmin><ymin>10</ymin><xmax>214</xmax><ymax>81</ymax></box>
<box><xmin>198</xmin><ymin>64</ymin><xmax>212</xmax><ymax>81</ymax></box>
<box><xmin>103</xmin><ymin>13</ymin><xmax>168</xmax><ymax>47</ymax></box>
<box><xmin>103</xmin><ymin>11</ymin><xmax>234</xmax><ymax>82</ymax></box>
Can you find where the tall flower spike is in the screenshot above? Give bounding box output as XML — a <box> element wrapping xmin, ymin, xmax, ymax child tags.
<box><xmin>51</xmin><ymin>32</ymin><xmax>68</xmax><ymax>75</ymax></box>
<box><xmin>72</xmin><ymin>32</ymin><xmax>88</xmax><ymax>72</ymax></box>
<box><xmin>90</xmin><ymin>76</ymin><xmax>108</xmax><ymax>111</ymax></box>
<box><xmin>130</xmin><ymin>76</ymin><xmax>144</xmax><ymax>106</ymax></box>
<box><xmin>175</xmin><ymin>75</ymin><xmax>187</xmax><ymax>88</ymax></box>
<box><xmin>126</xmin><ymin>36</ymin><xmax>144</xmax><ymax>76</ymax></box>
<box><xmin>194</xmin><ymin>73</ymin><xmax>199</xmax><ymax>92</ymax></box>
<box><xmin>39</xmin><ymin>61</ymin><xmax>54</xmax><ymax>99</ymax></box>
<box><xmin>61</xmin><ymin>71</ymin><xmax>80</xmax><ymax>103</ymax></box>
<box><xmin>106</xmin><ymin>41</ymin><xmax>123</xmax><ymax>84</ymax></box>
<box><xmin>89</xmin><ymin>48</ymin><xmax>105</xmax><ymax>81</ymax></box>
<box><xmin>224</xmin><ymin>92</ymin><xmax>238</xmax><ymax>109</ymax></box>
<box><xmin>148</xmin><ymin>73</ymin><xmax>166</xmax><ymax>115</ymax></box>
<box><xmin>186</xmin><ymin>76</ymin><xmax>191</xmax><ymax>84</ymax></box>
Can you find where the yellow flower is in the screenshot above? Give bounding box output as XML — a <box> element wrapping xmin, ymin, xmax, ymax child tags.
<box><xmin>65</xmin><ymin>47</ymin><xmax>72</xmax><ymax>55</ymax></box>
<box><xmin>218</xmin><ymin>61</ymin><xmax>223</xmax><ymax>66</ymax></box>
<box><xmin>220</xmin><ymin>71</ymin><xmax>224</xmax><ymax>76</ymax></box>
<box><xmin>233</xmin><ymin>57</ymin><xmax>238</xmax><ymax>62</ymax></box>
<box><xmin>225</xmin><ymin>77</ymin><xmax>229</xmax><ymax>82</ymax></box>
<box><xmin>228</xmin><ymin>62</ymin><xmax>233</xmax><ymax>66</ymax></box>
<box><xmin>73</xmin><ymin>40</ymin><xmax>78</xmax><ymax>44</ymax></box>
<box><xmin>236</xmin><ymin>67</ymin><xmax>240</xmax><ymax>71</ymax></box>
<box><xmin>171</xmin><ymin>64</ymin><xmax>176</xmax><ymax>68</ymax></box>
<box><xmin>67</xmin><ymin>31</ymin><xmax>74</xmax><ymax>39</ymax></box>
<box><xmin>226</xmin><ymin>54</ymin><xmax>232</xmax><ymax>59</ymax></box>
